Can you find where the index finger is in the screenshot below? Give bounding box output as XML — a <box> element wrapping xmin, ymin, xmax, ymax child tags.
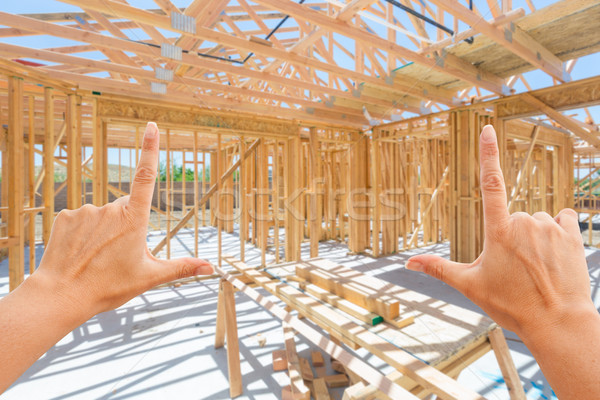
<box><xmin>479</xmin><ymin>125</ymin><xmax>509</xmax><ymax>231</ymax></box>
<box><xmin>129</xmin><ymin>122</ymin><xmax>159</xmax><ymax>215</ymax></box>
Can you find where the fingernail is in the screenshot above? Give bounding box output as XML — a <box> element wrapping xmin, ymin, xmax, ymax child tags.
<box><xmin>405</xmin><ymin>259</ymin><xmax>422</xmax><ymax>271</ymax></box>
<box><xmin>194</xmin><ymin>263</ymin><xmax>214</xmax><ymax>275</ymax></box>
<box><xmin>145</xmin><ymin>122</ymin><xmax>157</xmax><ymax>138</ymax></box>
<box><xmin>480</xmin><ymin>125</ymin><xmax>496</xmax><ymax>143</ymax></box>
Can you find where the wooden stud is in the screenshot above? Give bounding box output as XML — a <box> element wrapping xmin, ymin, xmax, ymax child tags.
<box><xmin>8</xmin><ymin>76</ymin><xmax>24</xmax><ymax>291</ymax></box>
<box><xmin>42</xmin><ymin>87</ymin><xmax>54</xmax><ymax>246</ymax></box>
<box><xmin>27</xmin><ymin>95</ymin><xmax>35</xmax><ymax>274</ymax></box>
<box><xmin>66</xmin><ymin>94</ymin><xmax>81</xmax><ymax>209</ymax></box>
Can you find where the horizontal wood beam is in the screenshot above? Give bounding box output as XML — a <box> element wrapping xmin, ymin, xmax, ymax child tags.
<box><xmin>521</xmin><ymin>92</ymin><xmax>600</xmax><ymax>148</ymax></box>
<box><xmin>495</xmin><ymin>76</ymin><xmax>600</xmax><ymax>119</ymax></box>
<box><xmin>42</xmin><ymin>69</ymin><xmax>366</xmax><ymax>128</ymax></box>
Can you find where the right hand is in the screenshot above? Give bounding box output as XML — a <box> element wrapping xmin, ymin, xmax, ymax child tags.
<box><xmin>406</xmin><ymin>125</ymin><xmax>594</xmax><ymax>338</ymax></box>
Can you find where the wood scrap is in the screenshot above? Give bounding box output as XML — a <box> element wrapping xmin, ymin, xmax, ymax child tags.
<box><xmin>325</xmin><ymin>374</ymin><xmax>350</xmax><ymax>388</ymax></box>
<box><xmin>311</xmin><ymin>351</ymin><xmax>325</xmax><ymax>367</ymax></box>
<box><xmin>331</xmin><ymin>360</ymin><xmax>345</xmax><ymax>374</ymax></box>
<box><xmin>313</xmin><ymin>378</ymin><xmax>332</xmax><ymax>400</ymax></box>
<box><xmin>283</xmin><ymin>323</ymin><xmax>311</xmax><ymax>400</ymax></box>
<box><xmin>273</xmin><ymin>349</ymin><xmax>288</xmax><ymax>372</ymax></box>
<box><xmin>299</xmin><ymin>357</ymin><xmax>314</xmax><ymax>381</ymax></box>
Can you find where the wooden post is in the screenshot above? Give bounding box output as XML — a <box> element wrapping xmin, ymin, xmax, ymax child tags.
<box><xmin>257</xmin><ymin>139</ymin><xmax>268</xmax><ymax>266</ymax></box>
<box><xmin>371</xmin><ymin>130</ymin><xmax>381</xmax><ymax>257</ymax></box>
<box><xmin>219</xmin><ymin>279</ymin><xmax>243</xmax><ymax>397</ymax></box>
<box><xmin>449</xmin><ymin>109</ymin><xmax>491</xmax><ymax>263</ymax></box>
<box><xmin>27</xmin><ymin>96</ymin><xmax>36</xmax><ymax>274</ymax></box>
<box><xmin>201</xmin><ymin>151</ymin><xmax>206</xmax><ymax>227</ymax></box>
<box><xmin>1</xmin><ymin>137</ymin><xmax>7</xmax><ymax>239</ymax></box>
<box><xmin>66</xmin><ymin>94</ymin><xmax>81</xmax><ymax>209</ymax></box>
<box><xmin>217</xmin><ymin>134</ymin><xmax>222</xmax><ymax>267</ymax></box>
<box><xmin>92</xmin><ymin>100</ymin><xmax>107</xmax><ymax>206</ymax></box>
<box><xmin>348</xmin><ymin>132</ymin><xmax>369</xmax><ymax>253</ymax></box>
<box><xmin>210</xmin><ymin>150</ymin><xmax>217</xmax><ymax>227</ymax></box>
<box><xmin>166</xmin><ymin>129</ymin><xmax>171</xmax><ymax>259</ymax></box>
<box><xmin>309</xmin><ymin>127</ymin><xmax>320</xmax><ymax>257</ymax></box>
<box><xmin>8</xmin><ymin>76</ymin><xmax>25</xmax><ymax>291</ymax></box>
<box><xmin>285</xmin><ymin>135</ymin><xmax>302</xmax><ymax>261</ymax></box>
<box><xmin>215</xmin><ymin>279</ymin><xmax>226</xmax><ymax>349</ymax></box>
<box><xmin>239</xmin><ymin>139</ymin><xmax>246</xmax><ymax>262</ymax></box>
<box><xmin>43</xmin><ymin>88</ymin><xmax>54</xmax><ymax>247</ymax></box>
<box><xmin>273</xmin><ymin>141</ymin><xmax>280</xmax><ymax>263</ymax></box>
<box><xmin>193</xmin><ymin>132</ymin><xmax>199</xmax><ymax>258</ymax></box>
<box><xmin>225</xmin><ymin>146</ymin><xmax>234</xmax><ymax>233</ymax></box>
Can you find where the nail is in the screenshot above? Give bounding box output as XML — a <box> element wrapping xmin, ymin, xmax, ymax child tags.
<box><xmin>480</xmin><ymin>125</ymin><xmax>496</xmax><ymax>143</ymax></box>
<box><xmin>145</xmin><ymin>122</ymin><xmax>157</xmax><ymax>138</ymax></box>
<box><xmin>405</xmin><ymin>259</ymin><xmax>422</xmax><ymax>271</ymax></box>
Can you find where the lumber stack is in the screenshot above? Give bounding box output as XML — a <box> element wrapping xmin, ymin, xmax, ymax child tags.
<box><xmin>295</xmin><ymin>258</ymin><xmax>409</xmax><ymax>323</ymax></box>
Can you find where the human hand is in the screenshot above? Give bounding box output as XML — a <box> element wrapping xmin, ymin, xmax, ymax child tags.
<box><xmin>405</xmin><ymin>125</ymin><xmax>594</xmax><ymax>339</ymax></box>
<box><xmin>33</xmin><ymin>122</ymin><xmax>214</xmax><ymax>319</ymax></box>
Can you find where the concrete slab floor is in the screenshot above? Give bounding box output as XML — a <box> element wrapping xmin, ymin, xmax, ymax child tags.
<box><xmin>1</xmin><ymin>226</ymin><xmax>599</xmax><ymax>400</ymax></box>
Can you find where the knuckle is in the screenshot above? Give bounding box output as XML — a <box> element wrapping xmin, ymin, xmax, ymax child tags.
<box><xmin>559</xmin><ymin>208</ymin><xmax>578</xmax><ymax>219</ymax></box>
<box><xmin>134</xmin><ymin>165</ymin><xmax>157</xmax><ymax>185</ymax></box>
<box><xmin>80</xmin><ymin>203</ymin><xmax>98</xmax><ymax>213</ymax></box>
<box><xmin>55</xmin><ymin>209</ymin><xmax>73</xmax><ymax>222</ymax></box>
<box><xmin>176</xmin><ymin>261</ymin><xmax>195</xmax><ymax>280</ymax></box>
<box><xmin>423</xmin><ymin>263</ymin><xmax>444</xmax><ymax>282</ymax></box>
<box><xmin>480</xmin><ymin>172</ymin><xmax>504</xmax><ymax>192</ymax></box>
<box><xmin>511</xmin><ymin>211</ymin><xmax>530</xmax><ymax>221</ymax></box>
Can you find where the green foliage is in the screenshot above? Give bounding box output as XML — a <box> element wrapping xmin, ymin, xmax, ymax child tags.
<box><xmin>575</xmin><ymin>170</ymin><xmax>600</xmax><ymax>196</ymax></box>
<box><xmin>158</xmin><ymin>161</ymin><xmax>210</xmax><ymax>182</ymax></box>
<box><xmin>54</xmin><ymin>170</ymin><xmax>66</xmax><ymax>182</ymax></box>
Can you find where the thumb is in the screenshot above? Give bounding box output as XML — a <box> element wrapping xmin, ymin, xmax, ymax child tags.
<box><xmin>155</xmin><ymin>257</ymin><xmax>215</xmax><ymax>283</ymax></box>
<box><xmin>406</xmin><ymin>254</ymin><xmax>471</xmax><ymax>292</ymax></box>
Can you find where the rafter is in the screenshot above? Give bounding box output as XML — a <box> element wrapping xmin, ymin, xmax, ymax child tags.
<box><xmin>429</xmin><ymin>0</ymin><xmax>567</xmax><ymax>82</ymax></box>
<box><xmin>251</xmin><ymin>0</ymin><xmax>507</xmax><ymax>95</ymax></box>
<box><xmin>56</xmin><ymin>0</ymin><xmax>457</xmax><ymax>104</ymax></box>
<box><xmin>0</xmin><ymin>11</ymin><xmax>419</xmax><ymax>114</ymax></box>
<box><xmin>0</xmin><ymin>42</ymin><xmax>391</xmax><ymax>126</ymax></box>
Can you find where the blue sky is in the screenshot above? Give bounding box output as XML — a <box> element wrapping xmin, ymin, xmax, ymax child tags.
<box><xmin>1</xmin><ymin>0</ymin><xmax>598</xmax><ymax>168</ymax></box>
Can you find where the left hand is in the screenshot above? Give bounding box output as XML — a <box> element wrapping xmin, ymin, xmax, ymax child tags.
<box><xmin>34</xmin><ymin>122</ymin><xmax>214</xmax><ymax>318</ymax></box>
